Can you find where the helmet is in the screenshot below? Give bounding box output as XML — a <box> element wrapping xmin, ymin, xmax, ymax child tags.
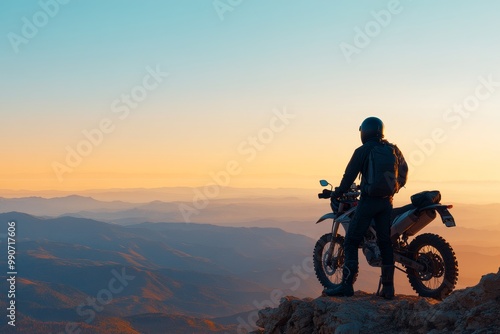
<box><xmin>359</xmin><ymin>117</ymin><xmax>384</xmax><ymax>144</ymax></box>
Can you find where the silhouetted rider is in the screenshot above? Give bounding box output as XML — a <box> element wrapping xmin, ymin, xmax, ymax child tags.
<box><xmin>324</xmin><ymin>117</ymin><xmax>408</xmax><ymax>299</ymax></box>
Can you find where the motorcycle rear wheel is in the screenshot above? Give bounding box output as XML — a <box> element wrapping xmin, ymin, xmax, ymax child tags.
<box><xmin>313</xmin><ymin>234</ymin><xmax>356</xmax><ymax>289</ymax></box>
<box><xmin>406</xmin><ymin>233</ymin><xmax>458</xmax><ymax>300</ymax></box>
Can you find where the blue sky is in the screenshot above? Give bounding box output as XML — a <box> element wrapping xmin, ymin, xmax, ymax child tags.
<box><xmin>2</xmin><ymin>1</ymin><xmax>498</xmax><ymax>110</ymax></box>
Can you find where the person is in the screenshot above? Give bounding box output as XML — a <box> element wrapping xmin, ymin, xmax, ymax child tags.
<box><xmin>324</xmin><ymin>117</ymin><xmax>408</xmax><ymax>299</ymax></box>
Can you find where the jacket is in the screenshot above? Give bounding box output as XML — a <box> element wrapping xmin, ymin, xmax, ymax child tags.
<box><xmin>331</xmin><ymin>138</ymin><xmax>407</xmax><ymax>198</ymax></box>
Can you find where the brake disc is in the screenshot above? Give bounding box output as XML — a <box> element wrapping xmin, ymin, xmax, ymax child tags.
<box><xmin>416</xmin><ymin>253</ymin><xmax>434</xmax><ymax>281</ymax></box>
<box><xmin>431</xmin><ymin>253</ymin><xmax>445</xmax><ymax>278</ymax></box>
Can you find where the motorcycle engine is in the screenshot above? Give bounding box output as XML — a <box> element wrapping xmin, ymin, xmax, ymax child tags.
<box><xmin>363</xmin><ymin>241</ymin><xmax>383</xmax><ymax>267</ymax></box>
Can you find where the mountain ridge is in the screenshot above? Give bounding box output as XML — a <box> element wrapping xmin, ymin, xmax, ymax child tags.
<box><xmin>0</xmin><ymin>211</ymin><xmax>319</xmax><ymax>332</ymax></box>
<box><xmin>251</xmin><ymin>269</ymin><xmax>500</xmax><ymax>333</ymax></box>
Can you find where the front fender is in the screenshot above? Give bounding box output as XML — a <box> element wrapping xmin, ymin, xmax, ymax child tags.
<box><xmin>316</xmin><ymin>212</ymin><xmax>336</xmax><ymax>224</ymax></box>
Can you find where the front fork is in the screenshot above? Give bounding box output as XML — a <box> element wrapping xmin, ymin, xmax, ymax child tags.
<box><xmin>325</xmin><ymin>220</ymin><xmax>341</xmax><ymax>264</ymax></box>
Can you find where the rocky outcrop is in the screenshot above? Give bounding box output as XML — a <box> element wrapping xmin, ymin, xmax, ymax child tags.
<box><xmin>252</xmin><ymin>269</ymin><xmax>500</xmax><ymax>334</ymax></box>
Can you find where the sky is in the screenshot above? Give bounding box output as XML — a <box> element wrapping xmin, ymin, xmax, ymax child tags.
<box><xmin>1</xmin><ymin>0</ymin><xmax>500</xmax><ymax>202</ymax></box>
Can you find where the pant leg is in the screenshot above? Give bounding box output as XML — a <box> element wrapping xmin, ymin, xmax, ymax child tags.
<box><xmin>343</xmin><ymin>198</ymin><xmax>374</xmax><ymax>265</ymax></box>
<box><xmin>373</xmin><ymin>198</ymin><xmax>394</xmax><ymax>265</ymax></box>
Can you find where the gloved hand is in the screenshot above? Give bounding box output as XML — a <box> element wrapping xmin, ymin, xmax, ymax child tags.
<box><xmin>330</xmin><ymin>187</ymin><xmax>341</xmax><ymax>199</ymax></box>
<box><xmin>318</xmin><ymin>189</ymin><xmax>333</xmax><ymax>199</ymax></box>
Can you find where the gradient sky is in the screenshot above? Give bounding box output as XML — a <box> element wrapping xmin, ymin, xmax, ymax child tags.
<box><xmin>1</xmin><ymin>1</ymin><xmax>499</xmax><ymax>199</ymax></box>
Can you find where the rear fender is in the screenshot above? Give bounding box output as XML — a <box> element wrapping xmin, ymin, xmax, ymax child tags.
<box><xmin>436</xmin><ymin>206</ymin><xmax>456</xmax><ymax>227</ymax></box>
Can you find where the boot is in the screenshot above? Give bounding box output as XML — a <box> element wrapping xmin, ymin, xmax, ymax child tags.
<box><xmin>378</xmin><ymin>265</ymin><xmax>395</xmax><ymax>300</ymax></box>
<box><xmin>324</xmin><ymin>261</ymin><xmax>357</xmax><ymax>297</ymax></box>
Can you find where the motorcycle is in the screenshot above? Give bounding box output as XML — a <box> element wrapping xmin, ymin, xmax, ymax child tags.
<box><xmin>313</xmin><ymin>180</ymin><xmax>459</xmax><ymax>300</ymax></box>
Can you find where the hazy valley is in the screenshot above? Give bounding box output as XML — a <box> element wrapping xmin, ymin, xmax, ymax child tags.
<box><xmin>1</xmin><ymin>187</ymin><xmax>499</xmax><ymax>332</ymax></box>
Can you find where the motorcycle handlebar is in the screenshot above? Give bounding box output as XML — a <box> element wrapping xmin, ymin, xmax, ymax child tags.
<box><xmin>318</xmin><ymin>189</ymin><xmax>332</xmax><ymax>199</ymax></box>
<box><xmin>317</xmin><ymin>189</ymin><xmax>360</xmax><ymax>199</ymax></box>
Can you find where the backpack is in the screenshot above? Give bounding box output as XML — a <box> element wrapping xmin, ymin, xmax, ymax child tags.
<box><xmin>395</xmin><ymin>145</ymin><xmax>408</xmax><ymax>191</ymax></box>
<box><xmin>364</xmin><ymin>142</ymin><xmax>407</xmax><ymax>197</ymax></box>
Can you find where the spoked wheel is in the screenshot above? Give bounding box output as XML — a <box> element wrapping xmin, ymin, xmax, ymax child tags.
<box><xmin>406</xmin><ymin>233</ymin><xmax>458</xmax><ymax>300</ymax></box>
<box><xmin>313</xmin><ymin>234</ymin><xmax>354</xmax><ymax>289</ymax></box>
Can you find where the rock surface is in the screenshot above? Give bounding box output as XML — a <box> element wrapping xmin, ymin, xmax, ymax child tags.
<box><xmin>252</xmin><ymin>269</ymin><xmax>500</xmax><ymax>334</ymax></box>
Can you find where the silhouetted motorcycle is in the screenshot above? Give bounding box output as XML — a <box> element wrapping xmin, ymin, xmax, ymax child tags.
<box><xmin>313</xmin><ymin>180</ymin><xmax>459</xmax><ymax>300</ymax></box>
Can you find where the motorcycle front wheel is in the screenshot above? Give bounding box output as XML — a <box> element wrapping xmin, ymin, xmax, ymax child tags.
<box><xmin>313</xmin><ymin>234</ymin><xmax>355</xmax><ymax>289</ymax></box>
<box><xmin>406</xmin><ymin>233</ymin><xmax>458</xmax><ymax>300</ymax></box>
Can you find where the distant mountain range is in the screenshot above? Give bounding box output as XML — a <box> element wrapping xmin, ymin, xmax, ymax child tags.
<box><xmin>0</xmin><ymin>193</ymin><xmax>316</xmax><ymax>225</ymax></box>
<box><xmin>1</xmin><ymin>193</ymin><xmax>499</xmax><ymax>332</ymax></box>
<box><xmin>0</xmin><ymin>212</ymin><xmax>319</xmax><ymax>333</ymax></box>
<box><xmin>2</xmin><ymin>193</ymin><xmax>500</xmax><ymax>229</ymax></box>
